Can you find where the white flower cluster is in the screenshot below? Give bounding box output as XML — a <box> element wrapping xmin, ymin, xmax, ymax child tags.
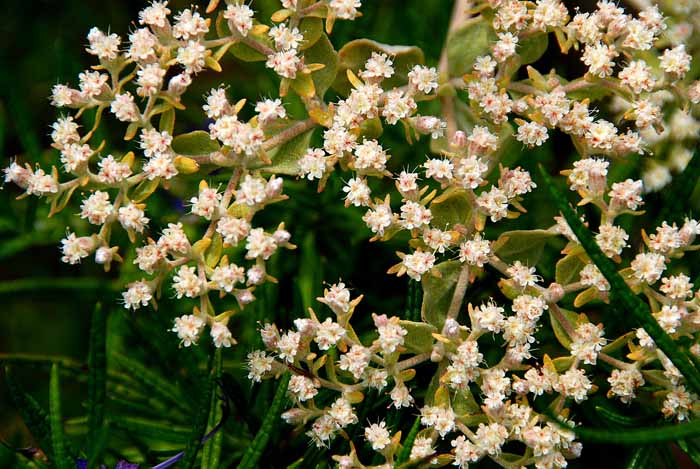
<box><xmin>7</xmin><ymin>0</ymin><xmax>700</xmax><ymax>467</ymax></box>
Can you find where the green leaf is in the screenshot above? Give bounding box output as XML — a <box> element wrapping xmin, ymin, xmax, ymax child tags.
<box><xmin>421</xmin><ymin>260</ymin><xmax>461</xmax><ymax>329</ymax></box>
<box><xmin>261</xmin><ymin>127</ymin><xmax>314</xmax><ymax>175</ymax></box>
<box><xmin>303</xmin><ymin>33</ymin><xmax>338</xmax><ymax>98</ymax></box>
<box><xmin>398</xmin><ymin>320</ymin><xmax>436</xmax><ymax>354</ymax></box>
<box><xmin>549</xmin><ymin>307</ymin><xmax>584</xmax><ymax>350</ymax></box>
<box><xmin>539</xmin><ymin>165</ymin><xmax>700</xmax><ymax>395</ymax></box>
<box><xmin>555</xmin><ymin>248</ymin><xmax>587</xmax><ymax>285</ymax></box>
<box><xmin>430</xmin><ymin>189</ymin><xmax>472</xmax><ymax>229</ymax></box>
<box><xmin>677</xmin><ymin>438</ymin><xmax>700</xmax><ymax>466</ymax></box>
<box><xmin>181</xmin><ymin>352</ymin><xmax>217</xmax><ymax>469</ymax></box>
<box><xmin>396</xmin><ymin>416</ymin><xmax>421</xmax><ymax>464</ymax></box>
<box><xmin>518</xmin><ymin>33</ymin><xmax>549</xmax><ymax>65</ymax></box>
<box><xmin>332</xmin><ymin>39</ymin><xmax>424</xmax><ymax>96</ymax></box>
<box><xmin>298</xmin><ymin>17</ymin><xmax>323</xmax><ymax>51</ymax></box>
<box><xmin>159</xmin><ymin>107</ymin><xmax>176</xmax><ymax>135</ymax></box>
<box><xmin>565</xmin><ymin>419</ymin><xmax>700</xmax><ymax>444</ymax></box>
<box><xmin>446</xmin><ymin>18</ymin><xmax>497</xmax><ymax>77</ymax></box>
<box><xmin>4</xmin><ymin>367</ymin><xmax>53</xmax><ymax>460</ymax></box>
<box><xmin>492</xmin><ymin>229</ymin><xmax>556</xmax><ymax>265</ymax></box>
<box><xmin>112</xmin><ymin>354</ymin><xmax>189</xmax><ymax>413</ymax></box>
<box><xmin>625</xmin><ymin>446</ymin><xmax>654</xmax><ymax>469</ymax></box>
<box><xmin>238</xmin><ymin>373</ymin><xmax>291</xmax><ymax>469</ymax></box>
<box><xmin>129</xmin><ymin>177</ymin><xmax>160</xmax><ymax>203</ymax></box>
<box><xmin>87</xmin><ymin>304</ymin><xmax>107</xmax><ymax>464</ymax></box>
<box><xmin>49</xmin><ymin>364</ymin><xmax>71</xmax><ymax>469</ymax></box>
<box><xmin>201</xmin><ymin>350</ymin><xmax>224</xmax><ymax>469</ymax></box>
<box><xmin>112</xmin><ymin>416</ymin><xmax>191</xmax><ymax>444</ymax></box>
<box><xmin>171</xmin><ymin>130</ymin><xmax>221</xmax><ymax>156</ymax></box>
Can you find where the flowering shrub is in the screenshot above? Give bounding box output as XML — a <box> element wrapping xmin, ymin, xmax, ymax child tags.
<box><xmin>4</xmin><ymin>0</ymin><xmax>700</xmax><ymax>468</ymax></box>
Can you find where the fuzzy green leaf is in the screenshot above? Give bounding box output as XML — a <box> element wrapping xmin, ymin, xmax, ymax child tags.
<box><xmin>430</xmin><ymin>189</ymin><xmax>472</xmax><ymax>230</ymax></box>
<box><xmin>421</xmin><ymin>260</ymin><xmax>461</xmax><ymax>329</ymax></box>
<box><xmin>555</xmin><ymin>248</ymin><xmax>587</xmax><ymax>286</ymax></box>
<box><xmin>333</xmin><ymin>39</ymin><xmax>424</xmax><ymax>96</ymax></box>
<box><xmin>171</xmin><ymin>130</ymin><xmax>221</xmax><ymax>156</ymax></box>
<box><xmin>262</xmin><ymin>128</ymin><xmax>314</xmax><ymax>175</ymax></box>
<box><xmin>303</xmin><ymin>33</ymin><xmax>338</xmax><ymax>98</ymax></box>
<box><xmin>398</xmin><ymin>320</ymin><xmax>436</xmax><ymax>354</ymax></box>
<box><xmin>493</xmin><ymin>229</ymin><xmax>556</xmax><ymax>265</ymax></box>
<box><xmin>518</xmin><ymin>33</ymin><xmax>549</xmax><ymax>65</ymax></box>
<box><xmin>446</xmin><ymin>18</ymin><xmax>497</xmax><ymax>77</ymax></box>
<box><xmin>129</xmin><ymin>177</ymin><xmax>160</xmax><ymax>203</ymax></box>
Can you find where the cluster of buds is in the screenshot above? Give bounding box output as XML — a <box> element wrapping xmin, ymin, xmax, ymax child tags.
<box><xmin>6</xmin><ymin>0</ymin><xmax>700</xmax><ymax>467</ymax></box>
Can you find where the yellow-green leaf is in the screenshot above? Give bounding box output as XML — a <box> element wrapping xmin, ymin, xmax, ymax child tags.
<box><xmin>172</xmin><ymin>131</ymin><xmax>221</xmax><ymax>156</ymax></box>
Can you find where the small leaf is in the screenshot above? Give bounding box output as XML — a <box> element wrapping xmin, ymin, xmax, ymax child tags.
<box><xmin>446</xmin><ymin>18</ymin><xmax>497</xmax><ymax>77</ymax></box>
<box><xmin>260</xmin><ymin>127</ymin><xmax>314</xmax><ymax>175</ymax></box>
<box><xmin>303</xmin><ymin>33</ymin><xmax>338</xmax><ymax>98</ymax></box>
<box><xmin>555</xmin><ymin>248</ymin><xmax>587</xmax><ymax>285</ymax></box>
<box><xmin>172</xmin><ymin>130</ymin><xmax>221</xmax><ymax>156</ymax></box>
<box><xmin>49</xmin><ymin>364</ymin><xmax>71</xmax><ymax>469</ymax></box>
<box><xmin>289</xmin><ymin>73</ymin><xmax>316</xmax><ymax>98</ymax></box>
<box><xmin>159</xmin><ymin>107</ymin><xmax>176</xmax><ymax>135</ymax></box>
<box><xmin>398</xmin><ymin>320</ymin><xmax>436</xmax><ymax>354</ymax></box>
<box><xmin>298</xmin><ymin>17</ymin><xmax>323</xmax><ymax>51</ymax></box>
<box><xmin>129</xmin><ymin>177</ymin><xmax>160</xmax><ymax>203</ymax></box>
<box><xmin>492</xmin><ymin>229</ymin><xmax>556</xmax><ymax>265</ymax></box>
<box><xmin>518</xmin><ymin>33</ymin><xmax>549</xmax><ymax>65</ymax></box>
<box><xmin>332</xmin><ymin>39</ymin><xmax>424</xmax><ymax>96</ymax></box>
<box><xmin>549</xmin><ymin>307</ymin><xmax>584</xmax><ymax>350</ymax></box>
<box><xmin>421</xmin><ymin>260</ymin><xmax>462</xmax><ymax>329</ymax></box>
<box><xmin>430</xmin><ymin>189</ymin><xmax>472</xmax><ymax>229</ymax></box>
<box><xmin>238</xmin><ymin>373</ymin><xmax>291</xmax><ymax>469</ymax></box>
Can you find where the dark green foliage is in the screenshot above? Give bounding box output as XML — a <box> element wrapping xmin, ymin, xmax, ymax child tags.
<box><xmin>238</xmin><ymin>373</ymin><xmax>291</xmax><ymax>469</ymax></box>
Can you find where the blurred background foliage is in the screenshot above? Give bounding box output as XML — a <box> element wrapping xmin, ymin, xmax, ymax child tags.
<box><xmin>1</xmin><ymin>0</ymin><xmax>700</xmax><ymax>468</ymax></box>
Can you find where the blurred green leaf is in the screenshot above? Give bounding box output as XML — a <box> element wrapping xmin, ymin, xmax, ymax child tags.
<box><xmin>49</xmin><ymin>364</ymin><xmax>71</xmax><ymax>469</ymax></box>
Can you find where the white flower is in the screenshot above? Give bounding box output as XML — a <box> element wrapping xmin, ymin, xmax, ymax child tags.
<box><xmin>408</xmin><ymin>65</ymin><xmax>438</xmax><ymax>94</ymax></box>
<box><xmin>80</xmin><ymin>191</ymin><xmax>114</xmax><ymax>225</ymax></box>
<box><xmin>122</xmin><ymin>281</ymin><xmax>152</xmax><ymax>310</ymax></box>
<box><xmin>172</xmin><ymin>314</ymin><xmax>205</xmax><ymax>347</ymax></box>
<box><xmin>364</xmin><ymin>421</ymin><xmax>391</xmax><ymax>451</ymax></box>
<box><xmin>210</xmin><ymin>322</ymin><xmax>234</xmax><ymax>348</ymax></box>
<box><xmin>118</xmin><ymin>204</ymin><xmax>149</xmax><ymax>233</ymax></box>
<box><xmin>173</xmin><ymin>265</ymin><xmax>202</xmax><ymax>298</ymax></box>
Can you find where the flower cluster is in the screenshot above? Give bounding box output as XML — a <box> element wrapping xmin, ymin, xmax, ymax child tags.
<box><xmin>6</xmin><ymin>0</ymin><xmax>700</xmax><ymax>467</ymax></box>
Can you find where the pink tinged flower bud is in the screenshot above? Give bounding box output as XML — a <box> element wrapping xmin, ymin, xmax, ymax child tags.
<box><xmin>167</xmin><ymin>73</ymin><xmax>192</xmax><ymax>96</ymax></box>
<box><xmin>94</xmin><ymin>246</ymin><xmax>113</xmax><ymax>264</ymax></box>
<box><xmin>236</xmin><ymin>289</ymin><xmax>255</xmax><ymax>306</ymax></box>
<box><xmin>450</xmin><ymin>130</ymin><xmax>468</xmax><ymax>149</ymax></box>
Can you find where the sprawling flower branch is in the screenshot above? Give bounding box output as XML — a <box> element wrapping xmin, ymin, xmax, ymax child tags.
<box><xmin>5</xmin><ymin>0</ymin><xmax>700</xmax><ymax>467</ymax></box>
